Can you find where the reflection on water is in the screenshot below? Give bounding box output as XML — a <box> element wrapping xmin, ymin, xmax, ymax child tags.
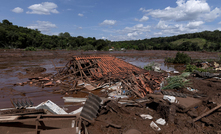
<box><xmin>117</xmin><ymin>56</ymin><xmax>175</xmax><ymax>71</ymax></box>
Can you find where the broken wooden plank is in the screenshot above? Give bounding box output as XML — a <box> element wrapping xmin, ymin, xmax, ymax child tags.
<box><xmin>0</xmin><ymin>116</ymin><xmax>19</xmax><ymax>121</ymax></box>
<box><xmin>121</xmin><ymin>79</ymin><xmax>143</xmax><ymax>98</ymax></box>
<box><xmin>193</xmin><ymin>103</ymin><xmax>221</xmax><ymax>122</ymax></box>
<box><xmin>84</xmin><ymin>83</ymin><xmax>96</xmax><ymax>91</ymax></box>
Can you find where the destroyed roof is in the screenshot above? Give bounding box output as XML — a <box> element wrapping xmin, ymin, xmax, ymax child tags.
<box><xmin>71</xmin><ymin>55</ymin><xmax>147</xmax><ymax>79</ymax></box>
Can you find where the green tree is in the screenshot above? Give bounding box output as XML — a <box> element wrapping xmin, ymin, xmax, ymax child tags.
<box><xmin>2</xmin><ymin>19</ymin><xmax>12</xmax><ymax>25</ymax></box>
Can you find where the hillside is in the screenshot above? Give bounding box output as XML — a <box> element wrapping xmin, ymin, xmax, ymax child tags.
<box><xmin>112</xmin><ymin>30</ymin><xmax>221</xmax><ymax>51</ymax></box>
<box><xmin>0</xmin><ymin>19</ymin><xmax>110</xmax><ymax>51</ymax></box>
<box><xmin>1</xmin><ymin>19</ymin><xmax>221</xmax><ymax>52</ymax></box>
<box><xmin>171</xmin><ymin>38</ymin><xmax>207</xmax><ymax>49</ymax></box>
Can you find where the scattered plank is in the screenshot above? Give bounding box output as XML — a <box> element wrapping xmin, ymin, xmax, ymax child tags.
<box><xmin>193</xmin><ymin>103</ymin><xmax>221</xmax><ymax>122</ymax></box>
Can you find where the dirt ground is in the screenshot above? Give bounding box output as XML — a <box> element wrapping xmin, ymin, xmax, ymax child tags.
<box><xmin>0</xmin><ymin>49</ymin><xmax>221</xmax><ymax>134</ymax></box>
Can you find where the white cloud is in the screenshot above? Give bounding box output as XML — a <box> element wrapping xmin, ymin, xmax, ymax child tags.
<box><xmin>77</xmin><ymin>27</ymin><xmax>82</xmax><ymax>29</ymax></box>
<box><xmin>187</xmin><ymin>21</ymin><xmax>204</xmax><ymax>28</ymax></box>
<box><xmin>156</xmin><ymin>20</ymin><xmax>170</xmax><ymax>29</ymax></box>
<box><xmin>203</xmin><ymin>8</ymin><xmax>221</xmax><ymax>22</ymax></box>
<box><xmin>100</xmin><ymin>20</ymin><xmax>116</xmax><ymax>25</ymax></box>
<box><xmin>219</xmin><ymin>21</ymin><xmax>221</xmax><ymax>24</ymax></box>
<box><xmin>153</xmin><ymin>19</ymin><xmax>205</xmax><ymax>37</ymax></box>
<box><xmin>101</xmin><ymin>37</ymin><xmax>108</xmax><ymax>39</ymax></box>
<box><xmin>27</xmin><ymin>2</ymin><xmax>59</xmax><ymax>15</ymax></box>
<box><xmin>127</xmin><ymin>32</ymin><xmax>138</xmax><ymax>37</ymax></box>
<box><xmin>27</xmin><ymin>21</ymin><xmax>57</xmax><ymax>33</ymax></box>
<box><xmin>12</xmin><ymin>7</ymin><xmax>23</xmax><ymax>13</ymax></box>
<box><xmin>156</xmin><ymin>22</ymin><xmax>200</xmax><ymax>36</ymax></box>
<box><xmin>78</xmin><ymin>13</ymin><xmax>84</xmax><ymax>17</ymax></box>
<box><xmin>135</xmin><ymin>16</ymin><xmax>149</xmax><ymax>22</ymax></box>
<box><xmin>139</xmin><ymin>7</ymin><xmax>152</xmax><ymax>12</ymax></box>
<box><xmin>109</xmin><ymin>35</ymin><xmax>137</xmax><ymax>41</ymax></box>
<box><xmin>154</xmin><ymin>32</ymin><xmax>163</xmax><ymax>36</ymax></box>
<box><xmin>106</xmin><ymin>24</ymin><xmax>151</xmax><ymax>41</ymax></box>
<box><xmin>146</xmin><ymin>0</ymin><xmax>220</xmax><ymax>22</ymax></box>
<box><xmin>119</xmin><ymin>24</ymin><xmax>151</xmax><ymax>34</ymax></box>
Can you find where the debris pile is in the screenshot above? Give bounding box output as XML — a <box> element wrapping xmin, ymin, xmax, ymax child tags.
<box><xmin>16</xmin><ymin>55</ymin><xmax>165</xmax><ymax>98</ymax></box>
<box><xmin>3</xmin><ymin>55</ymin><xmax>221</xmax><ymax>133</ymax></box>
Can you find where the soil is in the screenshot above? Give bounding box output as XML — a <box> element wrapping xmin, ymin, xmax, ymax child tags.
<box><xmin>0</xmin><ymin>49</ymin><xmax>221</xmax><ymax>134</ymax></box>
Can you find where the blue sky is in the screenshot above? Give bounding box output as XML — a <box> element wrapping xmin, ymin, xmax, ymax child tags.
<box><xmin>1</xmin><ymin>0</ymin><xmax>221</xmax><ymax>41</ymax></box>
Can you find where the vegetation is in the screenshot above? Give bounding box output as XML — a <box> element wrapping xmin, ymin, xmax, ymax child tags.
<box><xmin>25</xmin><ymin>47</ymin><xmax>36</xmax><ymax>51</ymax></box>
<box><xmin>165</xmin><ymin>52</ymin><xmax>191</xmax><ymax>64</ymax></box>
<box><xmin>163</xmin><ymin>73</ymin><xmax>191</xmax><ymax>90</ymax></box>
<box><xmin>171</xmin><ymin>38</ymin><xmax>206</xmax><ymax>49</ymax></box>
<box><xmin>1</xmin><ymin>19</ymin><xmax>221</xmax><ymax>51</ymax></box>
<box><xmin>185</xmin><ymin>64</ymin><xmax>215</xmax><ymax>73</ymax></box>
<box><xmin>0</xmin><ymin>19</ymin><xmax>110</xmax><ymax>50</ymax></box>
<box><xmin>173</xmin><ymin>52</ymin><xmax>191</xmax><ymax>64</ymax></box>
<box><xmin>143</xmin><ymin>62</ymin><xmax>155</xmax><ymax>71</ymax></box>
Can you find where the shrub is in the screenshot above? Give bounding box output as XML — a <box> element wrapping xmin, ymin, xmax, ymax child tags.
<box><xmin>185</xmin><ymin>64</ymin><xmax>214</xmax><ymax>72</ymax></box>
<box><xmin>144</xmin><ymin>62</ymin><xmax>154</xmax><ymax>71</ymax></box>
<box><xmin>162</xmin><ymin>73</ymin><xmax>191</xmax><ymax>90</ymax></box>
<box><xmin>25</xmin><ymin>47</ymin><xmax>36</xmax><ymax>51</ymax></box>
<box><xmin>173</xmin><ymin>52</ymin><xmax>191</xmax><ymax>64</ymax></box>
<box><xmin>164</xmin><ymin>57</ymin><xmax>174</xmax><ymax>63</ymax></box>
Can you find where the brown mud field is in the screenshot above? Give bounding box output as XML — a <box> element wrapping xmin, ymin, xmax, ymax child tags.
<box><xmin>0</xmin><ymin>49</ymin><xmax>221</xmax><ymax>134</ymax></box>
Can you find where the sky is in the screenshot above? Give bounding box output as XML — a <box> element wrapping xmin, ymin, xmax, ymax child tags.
<box><xmin>1</xmin><ymin>0</ymin><xmax>221</xmax><ymax>41</ymax></box>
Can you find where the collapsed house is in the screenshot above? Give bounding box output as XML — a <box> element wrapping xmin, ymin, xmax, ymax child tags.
<box><xmin>51</xmin><ymin>55</ymin><xmax>164</xmax><ymax>97</ymax></box>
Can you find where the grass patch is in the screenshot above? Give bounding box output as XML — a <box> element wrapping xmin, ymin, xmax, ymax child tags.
<box><xmin>25</xmin><ymin>47</ymin><xmax>36</xmax><ymax>51</ymax></box>
<box><xmin>162</xmin><ymin>72</ymin><xmax>191</xmax><ymax>90</ymax></box>
<box><xmin>185</xmin><ymin>64</ymin><xmax>216</xmax><ymax>73</ymax></box>
<box><xmin>171</xmin><ymin>38</ymin><xmax>207</xmax><ymax>49</ymax></box>
<box><xmin>144</xmin><ymin>62</ymin><xmax>154</xmax><ymax>71</ymax></box>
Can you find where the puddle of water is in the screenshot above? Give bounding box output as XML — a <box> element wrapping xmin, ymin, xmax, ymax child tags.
<box><xmin>118</xmin><ymin>56</ymin><xmax>175</xmax><ymax>71</ymax></box>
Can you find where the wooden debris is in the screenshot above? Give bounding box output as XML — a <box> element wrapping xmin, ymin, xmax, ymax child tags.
<box><xmin>16</xmin><ymin>55</ymin><xmax>164</xmax><ymax>98</ymax></box>
<box><xmin>193</xmin><ymin>103</ymin><xmax>221</xmax><ymax>122</ymax></box>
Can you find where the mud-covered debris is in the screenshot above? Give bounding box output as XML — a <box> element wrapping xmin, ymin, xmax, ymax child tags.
<box><xmin>150</xmin><ymin>121</ymin><xmax>161</xmax><ymax>131</ymax></box>
<box><xmin>155</xmin><ymin>118</ymin><xmax>166</xmax><ymax>125</ymax></box>
<box><xmin>44</xmin><ymin>81</ymin><xmax>54</xmax><ymax>86</ymax></box>
<box><xmin>193</xmin><ymin>103</ymin><xmax>221</xmax><ymax>122</ymax></box>
<box><xmin>25</xmin><ymin>67</ymin><xmax>46</xmax><ymax>74</ymax></box>
<box><xmin>80</xmin><ymin>94</ymin><xmax>102</xmax><ymax>122</ymax></box>
<box><xmin>163</xmin><ymin>95</ymin><xmax>179</xmax><ymax>103</ymax></box>
<box><xmin>187</xmin><ymin>108</ymin><xmax>198</xmax><ymax>118</ymax></box>
<box><xmin>193</xmin><ymin>70</ymin><xmax>220</xmax><ymax>78</ymax></box>
<box><xmin>123</xmin><ymin>129</ymin><xmax>141</xmax><ymax>134</ymax></box>
<box><xmin>35</xmin><ymin>100</ymin><xmax>67</xmax><ymax>114</ymax></box>
<box><xmin>140</xmin><ymin>114</ymin><xmax>153</xmax><ymax>119</ymax></box>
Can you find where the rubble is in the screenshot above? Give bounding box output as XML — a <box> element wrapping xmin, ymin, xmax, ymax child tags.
<box><xmin>35</xmin><ymin>100</ymin><xmax>68</xmax><ymax>114</ymax></box>
<box><xmin>193</xmin><ymin>104</ymin><xmax>221</xmax><ymax>122</ymax></box>
<box><xmin>163</xmin><ymin>95</ymin><xmax>179</xmax><ymax>103</ymax></box>
<box><xmin>150</xmin><ymin>121</ymin><xmax>161</xmax><ymax>131</ymax></box>
<box><xmin>140</xmin><ymin>114</ymin><xmax>153</xmax><ymax>119</ymax></box>
<box><xmin>155</xmin><ymin>118</ymin><xmax>166</xmax><ymax>125</ymax></box>
<box><xmin>2</xmin><ymin>54</ymin><xmax>221</xmax><ymax>133</ymax></box>
<box><xmin>16</xmin><ymin>55</ymin><xmax>164</xmax><ymax>98</ymax></box>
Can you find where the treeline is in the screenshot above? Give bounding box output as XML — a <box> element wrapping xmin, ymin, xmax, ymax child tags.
<box><xmin>1</xmin><ymin>19</ymin><xmax>221</xmax><ymax>51</ymax></box>
<box><xmin>0</xmin><ymin>19</ymin><xmax>110</xmax><ymax>50</ymax></box>
<box><xmin>112</xmin><ymin>30</ymin><xmax>221</xmax><ymax>51</ymax></box>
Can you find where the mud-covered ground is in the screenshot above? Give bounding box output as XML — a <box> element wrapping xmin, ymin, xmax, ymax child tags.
<box><xmin>0</xmin><ymin>49</ymin><xmax>221</xmax><ymax>134</ymax></box>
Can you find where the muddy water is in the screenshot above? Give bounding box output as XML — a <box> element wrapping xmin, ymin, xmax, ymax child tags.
<box><xmin>1</xmin><ymin>50</ymin><xmax>220</xmax><ymax>111</ymax></box>
<box><xmin>0</xmin><ymin>56</ymin><xmax>174</xmax><ymax>110</ymax></box>
<box><xmin>118</xmin><ymin>56</ymin><xmax>175</xmax><ymax>71</ymax></box>
<box><xmin>0</xmin><ymin>59</ymin><xmax>65</xmax><ymax>109</ymax></box>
